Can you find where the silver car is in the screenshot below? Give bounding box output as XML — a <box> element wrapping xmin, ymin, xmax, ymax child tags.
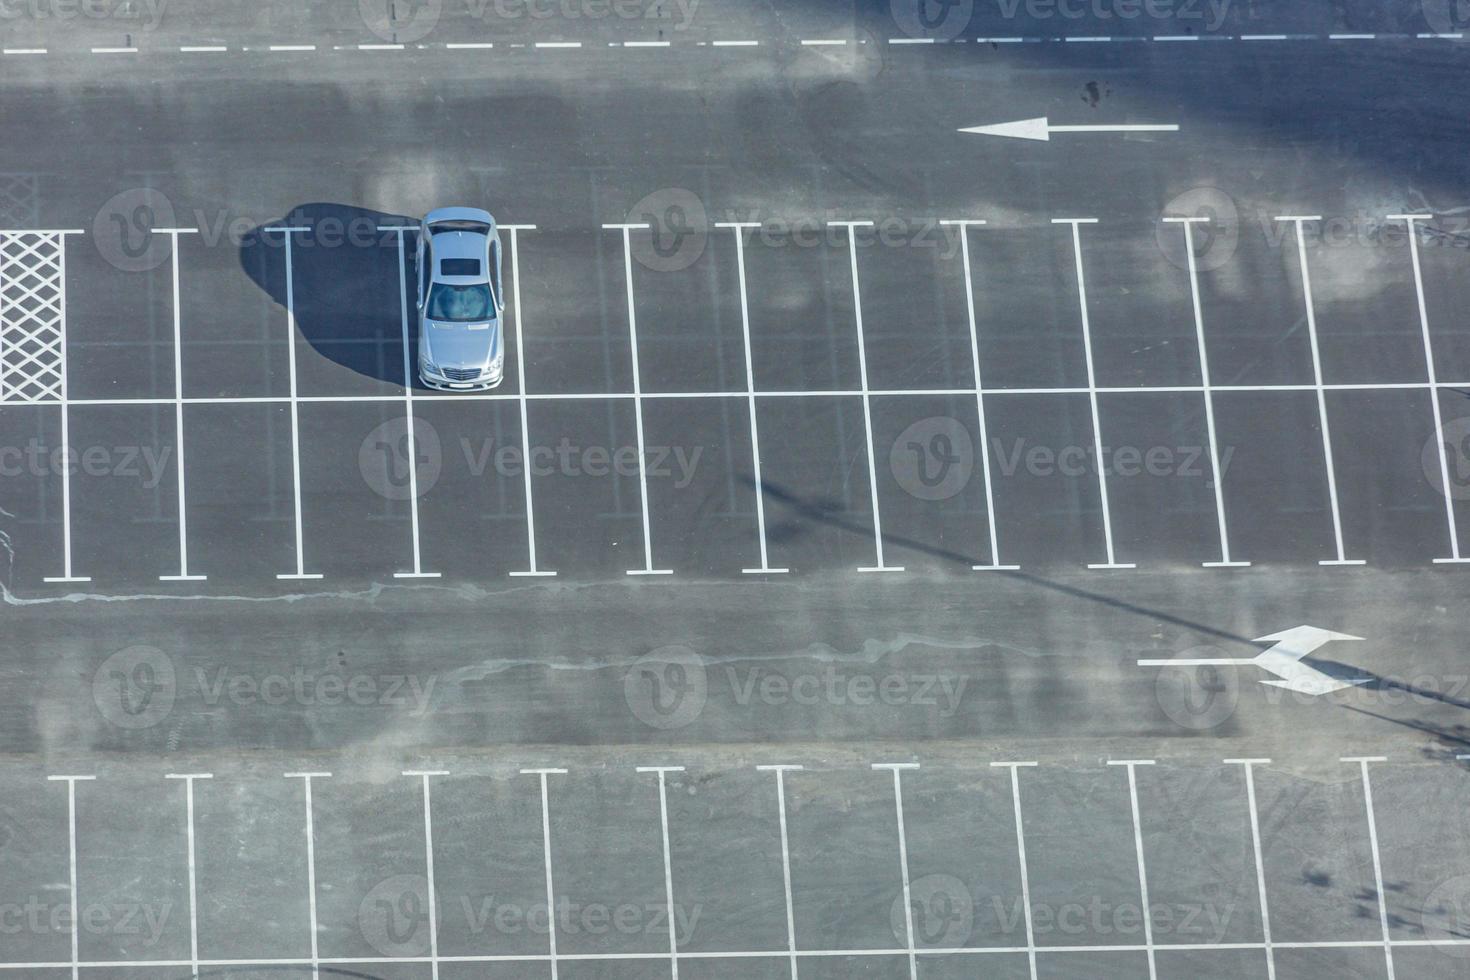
<box><xmin>415</xmin><ymin>207</ymin><xmax>505</xmax><ymax>390</ymax></box>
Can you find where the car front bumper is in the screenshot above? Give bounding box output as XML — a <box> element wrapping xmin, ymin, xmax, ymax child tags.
<box><xmin>418</xmin><ymin>362</ymin><xmax>504</xmax><ymax>391</ymax></box>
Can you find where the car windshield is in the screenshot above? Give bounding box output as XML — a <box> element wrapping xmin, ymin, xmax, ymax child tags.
<box><xmin>426</xmin><ymin>282</ymin><xmax>494</xmax><ymax>322</ymax></box>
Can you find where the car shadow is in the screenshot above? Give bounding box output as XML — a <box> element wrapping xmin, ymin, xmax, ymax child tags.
<box><xmin>240</xmin><ymin>203</ymin><xmax>427</xmax><ymax>389</ymax></box>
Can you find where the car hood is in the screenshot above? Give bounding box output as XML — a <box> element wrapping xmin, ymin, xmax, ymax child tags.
<box><xmin>422</xmin><ymin>318</ymin><xmax>500</xmax><ymax>368</ymax></box>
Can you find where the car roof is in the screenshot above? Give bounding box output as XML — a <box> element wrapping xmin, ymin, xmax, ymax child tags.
<box><xmin>428</xmin><ymin>229</ymin><xmax>494</xmax><ymax>285</ymax></box>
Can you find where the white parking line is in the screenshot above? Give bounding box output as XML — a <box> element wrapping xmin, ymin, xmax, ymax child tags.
<box><xmin>638</xmin><ymin>766</ymin><xmax>686</xmax><ymax>977</ymax></box>
<box><xmin>284</xmin><ymin>772</ymin><xmax>330</xmax><ymax>979</ymax></box>
<box><xmin>1108</xmin><ymin>760</ymin><xmax>1158</xmax><ymax>980</ymax></box>
<box><xmin>873</xmin><ymin>763</ymin><xmax>920</xmax><ymax>980</ymax></box>
<box><xmin>605</xmin><ymin>224</ymin><xmax>674</xmax><ymax>576</ymax></box>
<box><xmin>1163</xmin><ymin>217</ymin><xmax>1249</xmax><ymax>568</ymax></box>
<box><xmin>382</xmin><ymin>228</ymin><xmax>440</xmax><ymax>580</ymax></box>
<box><xmin>265</xmin><ymin>228</ymin><xmax>323</xmax><ymax>581</ymax></box>
<box><xmin>1276</xmin><ymin>217</ymin><xmax>1363</xmax><ymax>566</ymax></box>
<box><xmin>1344</xmin><ymin>757</ymin><xmax>1395</xmax><ymax>979</ymax></box>
<box><xmin>1390</xmin><ymin>214</ymin><xmax>1469</xmax><ymax>564</ymax></box>
<box><xmin>522</xmin><ymin>767</ymin><xmax>568</xmax><ymax>979</ymax></box>
<box><xmin>154</xmin><ymin>229</ymin><xmax>208</xmax><ymax>582</ymax></box>
<box><xmin>500</xmin><ymin>225</ymin><xmax>555</xmax><ymax>578</ymax></box>
<box><xmin>757</xmin><ymin>765</ymin><xmax>803</xmax><ymax>977</ymax></box>
<box><xmin>991</xmin><ymin>761</ymin><xmax>1038</xmax><ymax>980</ymax></box>
<box><xmin>718</xmin><ymin>223</ymin><xmax>788</xmax><ymax>575</ymax></box>
<box><xmin>165</xmin><ymin>773</ymin><xmax>213</xmax><ymax>973</ymax></box>
<box><xmin>405</xmin><ymin>771</ymin><xmax>449</xmax><ymax>979</ymax></box>
<box><xmin>942</xmin><ymin>219</ymin><xmax>1018</xmax><ymax>571</ymax></box>
<box><xmin>1224</xmin><ymin>759</ymin><xmax>1275</xmax><ymax>980</ymax></box>
<box><xmin>1055</xmin><ymin>219</ymin><xmax>1133</xmax><ymax>569</ymax></box>
<box><xmin>832</xmin><ymin>221</ymin><xmax>903</xmax><ymax>573</ymax></box>
<box><xmin>46</xmin><ymin>775</ymin><xmax>95</xmax><ymax>980</ymax></box>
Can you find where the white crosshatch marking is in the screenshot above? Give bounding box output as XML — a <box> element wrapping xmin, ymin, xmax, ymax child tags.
<box><xmin>0</xmin><ymin>231</ymin><xmax>71</xmax><ymax>402</ymax></box>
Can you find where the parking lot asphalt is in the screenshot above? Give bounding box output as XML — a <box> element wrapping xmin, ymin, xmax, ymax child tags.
<box><xmin>5</xmin><ymin>0</ymin><xmax>1470</xmax><ymax>976</ymax></box>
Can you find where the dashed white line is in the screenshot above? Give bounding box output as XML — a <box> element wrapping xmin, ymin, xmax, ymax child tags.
<box><xmin>1329</xmin><ymin>33</ymin><xmax>1376</xmax><ymax>39</ymax></box>
<box><xmin>446</xmin><ymin>42</ymin><xmax>495</xmax><ymax>49</ymax></box>
<box><xmin>1240</xmin><ymin>34</ymin><xmax>1289</xmax><ymax>40</ymax></box>
<box><xmin>179</xmin><ymin>45</ymin><xmax>227</xmax><ymax>52</ymax></box>
<box><xmin>1066</xmin><ymin>36</ymin><xmax>1113</xmax><ymax>41</ymax></box>
<box><xmin>712</xmin><ymin>39</ymin><xmax>759</xmax><ymax>46</ymax></box>
<box><xmin>358</xmin><ymin>43</ymin><xmax>404</xmax><ymax>50</ymax></box>
<box><xmin>800</xmin><ymin>39</ymin><xmax>847</xmax><ymax>46</ymax></box>
<box><xmin>1153</xmin><ymin>35</ymin><xmax>1199</xmax><ymax>41</ymax></box>
<box><xmin>269</xmin><ymin>44</ymin><xmax>316</xmax><ymax>51</ymax></box>
<box><xmin>1418</xmin><ymin>32</ymin><xmax>1463</xmax><ymax>38</ymax></box>
<box><xmin>624</xmin><ymin>40</ymin><xmax>670</xmax><ymax>47</ymax></box>
<box><xmin>3</xmin><ymin>47</ymin><xmax>48</xmax><ymax>54</ymax></box>
<box><xmin>90</xmin><ymin>46</ymin><xmax>137</xmax><ymax>53</ymax></box>
<box><xmin>888</xmin><ymin>36</ymin><xmax>936</xmax><ymax>44</ymax></box>
<box><xmin>535</xmin><ymin>41</ymin><xmax>582</xmax><ymax>48</ymax></box>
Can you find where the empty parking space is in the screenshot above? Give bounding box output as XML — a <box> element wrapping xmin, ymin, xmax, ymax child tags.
<box><xmin>786</xmin><ymin>768</ymin><xmax>908</xmax><ymax>952</ymax></box>
<box><xmin>1310</xmin><ymin>234</ymin><xmax>1429</xmax><ymax>386</ymax></box>
<box><xmin>625</xmin><ymin>230</ymin><xmax>745</xmax><ymax>394</ymax></box>
<box><xmin>1134</xmin><ymin>764</ymin><xmax>1265</xmax><ymax>947</ymax></box>
<box><xmin>665</xmin><ymin>767</ymin><xmax>789</xmax><ymax>954</ymax></box>
<box><xmin>64</xmin><ymin>227</ymin><xmax>173</xmax><ymax>402</ymax></box>
<box><xmin>742</xmin><ymin>234</ymin><xmax>857</xmax><ymax>393</ymax></box>
<box><xmin>519</xmin><ymin>228</ymin><xmax>632</xmax><ymax>396</ymax></box>
<box><xmin>1253</xmin><ymin>765</ymin><xmax>1381</xmax><ymax>945</ymax></box>
<box><xmin>1020</xmin><ymin>765</ymin><xmax>1147</xmax><ymax>949</ymax></box>
<box><xmin>178</xmin><ymin>233</ymin><xmax>288</xmax><ymax>399</ymax></box>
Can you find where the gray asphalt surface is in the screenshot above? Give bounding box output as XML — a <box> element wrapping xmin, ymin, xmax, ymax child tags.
<box><xmin>4</xmin><ymin>0</ymin><xmax>1470</xmax><ymax>976</ymax></box>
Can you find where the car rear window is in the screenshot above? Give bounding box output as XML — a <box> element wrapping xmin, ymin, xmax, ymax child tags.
<box><xmin>440</xmin><ymin>258</ymin><xmax>481</xmax><ymax>277</ymax></box>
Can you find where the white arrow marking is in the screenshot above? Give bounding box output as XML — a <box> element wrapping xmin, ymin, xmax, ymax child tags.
<box><xmin>959</xmin><ymin>117</ymin><xmax>1180</xmax><ymax>141</ymax></box>
<box><xmin>1138</xmin><ymin>625</ymin><xmax>1370</xmax><ymax>696</ymax></box>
